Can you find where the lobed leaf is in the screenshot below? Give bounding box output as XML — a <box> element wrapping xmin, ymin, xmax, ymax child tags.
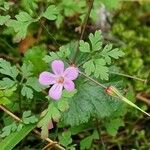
<box><xmin>0</xmin><ymin>124</ymin><xmax>36</xmax><ymax>150</ymax></box>
<box><xmin>101</xmin><ymin>44</ymin><xmax>125</xmax><ymax>64</ymax></box>
<box><xmin>62</xmin><ymin>79</ymin><xmax>124</xmax><ymax>126</ymax></box>
<box><xmin>21</xmin><ymin>85</ymin><xmax>33</xmax><ymax>99</ymax></box>
<box><xmin>0</xmin><ymin>15</ymin><xmax>10</xmax><ymax>25</ymax></box>
<box><xmin>79</xmin><ymin>40</ymin><xmax>90</xmax><ymax>53</ymax></box>
<box><xmin>42</xmin><ymin>5</ymin><xmax>58</xmax><ymax>20</ymax></box>
<box><xmin>89</xmin><ymin>30</ymin><xmax>102</xmax><ymax>51</ymax></box>
<box><xmin>0</xmin><ymin>58</ymin><xmax>19</xmax><ymax>79</ymax></box>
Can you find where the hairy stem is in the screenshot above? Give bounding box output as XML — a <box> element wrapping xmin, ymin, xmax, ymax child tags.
<box><xmin>79</xmin><ymin>71</ymin><xmax>107</xmax><ymax>89</ymax></box>
<box><xmin>72</xmin><ymin>0</ymin><xmax>94</xmax><ymax>64</ymax></box>
<box><xmin>110</xmin><ymin>71</ymin><xmax>147</xmax><ymax>83</ymax></box>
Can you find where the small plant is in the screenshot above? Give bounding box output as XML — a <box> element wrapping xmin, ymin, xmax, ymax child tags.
<box><xmin>0</xmin><ymin>0</ymin><xmax>149</xmax><ymax>149</ymax></box>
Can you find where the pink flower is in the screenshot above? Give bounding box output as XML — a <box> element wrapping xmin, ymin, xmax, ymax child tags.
<box><xmin>39</xmin><ymin>60</ymin><xmax>79</xmax><ymax>100</ymax></box>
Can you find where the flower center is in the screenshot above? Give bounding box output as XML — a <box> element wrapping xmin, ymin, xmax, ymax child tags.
<box><xmin>56</xmin><ymin>76</ymin><xmax>64</xmax><ymax>84</ymax></box>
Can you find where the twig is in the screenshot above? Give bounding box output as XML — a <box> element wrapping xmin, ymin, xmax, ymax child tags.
<box><xmin>42</xmin><ymin>142</ymin><xmax>58</xmax><ymax>150</ymax></box>
<box><xmin>0</xmin><ymin>105</ymin><xmax>65</xmax><ymax>150</ymax></box>
<box><xmin>136</xmin><ymin>93</ymin><xmax>150</xmax><ymax>106</ymax></box>
<box><xmin>72</xmin><ymin>0</ymin><xmax>94</xmax><ymax>64</ymax></box>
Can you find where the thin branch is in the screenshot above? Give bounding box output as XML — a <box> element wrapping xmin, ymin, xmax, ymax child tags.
<box><xmin>0</xmin><ymin>105</ymin><xmax>65</xmax><ymax>150</ymax></box>
<box><xmin>42</xmin><ymin>142</ymin><xmax>57</xmax><ymax>150</ymax></box>
<box><xmin>72</xmin><ymin>0</ymin><xmax>94</xmax><ymax>64</ymax></box>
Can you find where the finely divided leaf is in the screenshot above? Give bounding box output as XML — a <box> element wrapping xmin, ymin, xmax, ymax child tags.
<box><xmin>21</xmin><ymin>63</ymin><xmax>33</xmax><ymax>78</ymax></box>
<box><xmin>83</xmin><ymin>58</ymin><xmax>109</xmax><ymax>80</ymax></box>
<box><xmin>83</xmin><ymin>60</ymin><xmax>95</xmax><ymax>76</ymax></box>
<box><xmin>43</xmin><ymin>45</ymin><xmax>70</xmax><ymax>63</ymax></box>
<box><xmin>0</xmin><ymin>78</ymin><xmax>16</xmax><ymax>89</ymax></box>
<box><xmin>0</xmin><ymin>124</ymin><xmax>36</xmax><ymax>150</ymax></box>
<box><xmin>43</xmin><ymin>5</ymin><xmax>58</xmax><ymax>20</ymax></box>
<box><xmin>62</xmin><ymin>79</ymin><xmax>123</xmax><ymax>126</ymax></box>
<box><xmin>21</xmin><ymin>85</ymin><xmax>33</xmax><ymax>99</ymax></box>
<box><xmin>79</xmin><ymin>40</ymin><xmax>90</xmax><ymax>53</ymax></box>
<box><xmin>22</xmin><ymin>111</ymin><xmax>38</xmax><ymax>124</ymax></box>
<box><xmin>0</xmin><ymin>58</ymin><xmax>19</xmax><ymax>79</ymax></box>
<box><xmin>6</xmin><ymin>11</ymin><xmax>35</xmax><ymax>42</ymax></box>
<box><xmin>0</xmin><ymin>15</ymin><xmax>10</xmax><ymax>25</ymax></box>
<box><xmin>26</xmin><ymin>77</ymin><xmax>43</xmax><ymax>92</ymax></box>
<box><xmin>94</xmin><ymin>59</ymin><xmax>109</xmax><ymax>80</ymax></box>
<box><xmin>89</xmin><ymin>30</ymin><xmax>102</xmax><ymax>51</ymax></box>
<box><xmin>58</xmin><ymin>131</ymin><xmax>72</xmax><ymax>147</ymax></box>
<box><xmin>101</xmin><ymin>44</ymin><xmax>125</xmax><ymax>64</ymax></box>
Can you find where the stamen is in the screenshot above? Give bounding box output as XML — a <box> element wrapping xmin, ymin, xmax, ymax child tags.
<box><xmin>56</xmin><ymin>76</ymin><xmax>64</xmax><ymax>83</ymax></box>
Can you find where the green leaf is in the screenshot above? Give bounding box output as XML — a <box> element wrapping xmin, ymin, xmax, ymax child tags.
<box><xmin>104</xmin><ymin>118</ymin><xmax>124</xmax><ymax>136</ymax></box>
<box><xmin>22</xmin><ymin>111</ymin><xmax>38</xmax><ymax>124</ymax></box>
<box><xmin>15</xmin><ymin>11</ymin><xmax>33</xmax><ymax>22</ymax></box>
<box><xmin>38</xmin><ymin>90</ymin><xmax>76</xmax><ymax>138</ymax></box>
<box><xmin>21</xmin><ymin>63</ymin><xmax>33</xmax><ymax>78</ymax></box>
<box><xmin>43</xmin><ymin>45</ymin><xmax>70</xmax><ymax>63</ymax></box>
<box><xmin>94</xmin><ymin>59</ymin><xmax>109</xmax><ymax>80</ymax></box>
<box><xmin>0</xmin><ymin>97</ymin><xmax>11</xmax><ymax>105</ymax></box>
<box><xmin>101</xmin><ymin>0</ymin><xmax>121</xmax><ymax>10</ymax></box>
<box><xmin>79</xmin><ymin>40</ymin><xmax>90</xmax><ymax>53</ymax></box>
<box><xmin>43</xmin><ymin>5</ymin><xmax>58</xmax><ymax>20</ymax></box>
<box><xmin>80</xmin><ymin>130</ymin><xmax>98</xmax><ymax>150</ymax></box>
<box><xmin>26</xmin><ymin>77</ymin><xmax>43</xmax><ymax>92</ymax></box>
<box><xmin>6</xmin><ymin>11</ymin><xmax>35</xmax><ymax>42</ymax></box>
<box><xmin>0</xmin><ymin>86</ymin><xmax>16</xmax><ymax>105</ymax></box>
<box><xmin>83</xmin><ymin>60</ymin><xmax>95</xmax><ymax>76</ymax></box>
<box><xmin>89</xmin><ymin>30</ymin><xmax>102</xmax><ymax>51</ymax></box>
<box><xmin>0</xmin><ymin>125</ymin><xmax>12</xmax><ymax>138</ymax></box>
<box><xmin>83</xmin><ymin>59</ymin><xmax>109</xmax><ymax>80</ymax></box>
<box><xmin>37</xmin><ymin>103</ymin><xmax>53</xmax><ymax>138</ymax></box>
<box><xmin>0</xmin><ymin>78</ymin><xmax>16</xmax><ymax>89</ymax></box>
<box><xmin>3</xmin><ymin>86</ymin><xmax>17</xmax><ymax>97</ymax></box>
<box><xmin>4</xmin><ymin>2</ymin><xmax>12</xmax><ymax>10</ymax></box>
<box><xmin>0</xmin><ymin>124</ymin><xmax>36</xmax><ymax>150</ymax></box>
<box><xmin>62</xmin><ymin>78</ymin><xmax>123</xmax><ymax>126</ymax></box>
<box><xmin>80</xmin><ymin>135</ymin><xmax>93</xmax><ymax>150</ymax></box>
<box><xmin>101</xmin><ymin>44</ymin><xmax>125</xmax><ymax>64</ymax></box>
<box><xmin>24</xmin><ymin>46</ymin><xmax>47</xmax><ymax>74</ymax></box>
<box><xmin>0</xmin><ymin>122</ymin><xmax>23</xmax><ymax>138</ymax></box>
<box><xmin>51</xmin><ymin>106</ymin><xmax>61</xmax><ymax>122</ymax></box>
<box><xmin>58</xmin><ymin>131</ymin><xmax>72</xmax><ymax>147</ymax></box>
<box><xmin>0</xmin><ymin>15</ymin><xmax>10</xmax><ymax>25</ymax></box>
<box><xmin>56</xmin><ymin>90</ymin><xmax>77</xmax><ymax>112</ymax></box>
<box><xmin>0</xmin><ymin>58</ymin><xmax>19</xmax><ymax>79</ymax></box>
<box><xmin>21</xmin><ymin>85</ymin><xmax>33</xmax><ymax>99</ymax></box>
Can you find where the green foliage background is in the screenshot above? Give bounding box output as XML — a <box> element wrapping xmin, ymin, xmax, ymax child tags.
<box><xmin>0</xmin><ymin>0</ymin><xmax>150</xmax><ymax>150</ymax></box>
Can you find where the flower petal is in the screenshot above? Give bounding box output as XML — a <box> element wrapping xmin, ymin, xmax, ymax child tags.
<box><xmin>64</xmin><ymin>79</ymin><xmax>75</xmax><ymax>91</ymax></box>
<box><xmin>52</xmin><ymin>60</ymin><xmax>64</xmax><ymax>75</ymax></box>
<box><xmin>49</xmin><ymin>83</ymin><xmax>63</xmax><ymax>100</ymax></box>
<box><xmin>39</xmin><ymin>71</ymin><xmax>56</xmax><ymax>85</ymax></box>
<box><xmin>64</xmin><ymin>67</ymin><xmax>79</xmax><ymax>80</ymax></box>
